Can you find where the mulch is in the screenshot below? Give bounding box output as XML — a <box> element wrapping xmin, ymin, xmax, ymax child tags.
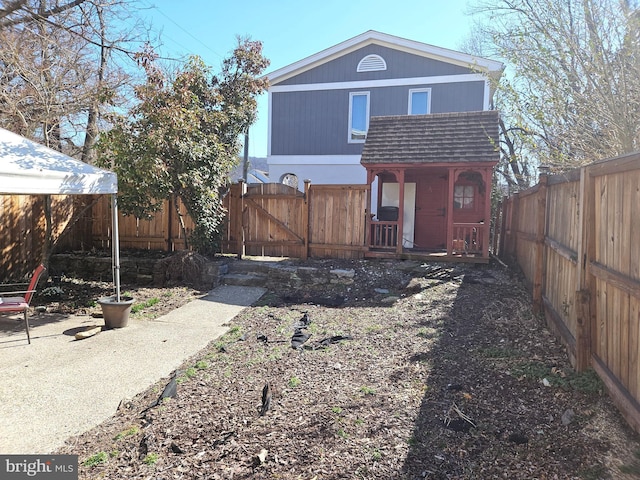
<box><xmin>55</xmin><ymin>259</ymin><xmax>640</xmax><ymax>479</ymax></box>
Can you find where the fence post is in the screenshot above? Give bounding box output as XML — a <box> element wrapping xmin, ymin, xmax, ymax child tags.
<box><xmin>497</xmin><ymin>195</ymin><xmax>508</xmax><ymax>257</ymax></box>
<box><xmin>165</xmin><ymin>197</ymin><xmax>172</xmax><ymax>252</ymax></box>
<box><xmin>303</xmin><ymin>180</ymin><xmax>311</xmax><ymax>261</ymax></box>
<box><xmin>364</xmin><ymin>172</ymin><xmax>374</xmax><ymax>249</ymax></box>
<box><xmin>533</xmin><ymin>174</ymin><xmax>548</xmax><ymax>314</ymax></box>
<box><xmin>574</xmin><ymin>166</ymin><xmax>594</xmax><ymax>371</ymax></box>
<box><xmin>237</xmin><ymin>180</ymin><xmax>246</xmax><ymax>259</ymax></box>
<box><xmin>446</xmin><ymin>168</ymin><xmax>456</xmax><ymax>256</ymax></box>
<box><xmin>508</xmin><ymin>192</ymin><xmax>520</xmax><ymax>261</ymax></box>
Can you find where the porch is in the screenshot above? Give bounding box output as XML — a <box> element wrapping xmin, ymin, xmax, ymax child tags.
<box><xmin>359</xmin><ymin>111</ymin><xmax>500</xmax><ymax>264</ymax></box>
<box><xmin>367</xmin><ymin>219</ymin><xmax>488</xmax><ymax>263</ymax></box>
<box><xmin>362</xmin><ymin>165</ymin><xmax>494</xmax><ymax>263</ymax></box>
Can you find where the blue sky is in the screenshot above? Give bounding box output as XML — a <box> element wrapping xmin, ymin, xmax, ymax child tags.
<box><xmin>140</xmin><ymin>0</ymin><xmax>477</xmax><ymax>157</ymax></box>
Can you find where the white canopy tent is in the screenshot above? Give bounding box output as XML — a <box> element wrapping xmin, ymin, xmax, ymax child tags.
<box><xmin>0</xmin><ymin>127</ymin><xmax>123</xmax><ymax>300</ymax></box>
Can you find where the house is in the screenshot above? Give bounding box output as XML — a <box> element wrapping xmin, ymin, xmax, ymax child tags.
<box><xmin>265</xmin><ymin>30</ymin><xmax>503</xmax><ymax>260</ymax></box>
<box><xmin>266</xmin><ymin>30</ymin><xmax>503</xmax><ymax>188</ymax></box>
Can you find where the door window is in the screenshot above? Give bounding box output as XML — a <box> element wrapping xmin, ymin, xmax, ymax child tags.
<box><xmin>454</xmin><ymin>185</ymin><xmax>474</xmax><ymax>209</ymax></box>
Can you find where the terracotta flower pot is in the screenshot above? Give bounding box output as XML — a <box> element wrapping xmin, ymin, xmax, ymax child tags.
<box><xmin>98</xmin><ymin>296</ymin><xmax>135</xmax><ymax>329</ymax></box>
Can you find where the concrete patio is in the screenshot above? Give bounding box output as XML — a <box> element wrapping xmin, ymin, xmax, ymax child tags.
<box><xmin>0</xmin><ymin>285</ymin><xmax>265</xmax><ymax>454</ymax></box>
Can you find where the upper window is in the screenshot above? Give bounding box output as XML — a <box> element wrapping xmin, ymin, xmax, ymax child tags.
<box><xmin>349</xmin><ymin>92</ymin><xmax>370</xmax><ymax>142</ymax></box>
<box><xmin>454</xmin><ymin>185</ymin><xmax>474</xmax><ymax>209</ymax></box>
<box><xmin>357</xmin><ymin>54</ymin><xmax>387</xmax><ymax>72</ymax></box>
<box><xmin>408</xmin><ymin>88</ymin><xmax>431</xmax><ymax>115</ymax></box>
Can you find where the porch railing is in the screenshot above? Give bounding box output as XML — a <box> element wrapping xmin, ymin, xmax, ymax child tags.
<box><xmin>452</xmin><ymin>223</ymin><xmax>485</xmax><ymax>254</ymax></box>
<box><xmin>369</xmin><ymin>221</ymin><xmax>398</xmax><ymax>248</ymax></box>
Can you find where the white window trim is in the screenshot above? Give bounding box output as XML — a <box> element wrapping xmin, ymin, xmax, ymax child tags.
<box><xmin>269</xmin><ymin>73</ymin><xmax>486</xmax><ymax>93</ymax></box>
<box><xmin>348</xmin><ymin>91</ymin><xmax>370</xmax><ymax>144</ymax></box>
<box><xmin>408</xmin><ymin>87</ymin><xmax>432</xmax><ymax>115</ymax></box>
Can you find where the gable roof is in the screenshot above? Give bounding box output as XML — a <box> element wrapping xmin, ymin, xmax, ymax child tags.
<box><xmin>0</xmin><ymin>127</ymin><xmax>117</xmax><ymax>195</ymax></box>
<box><xmin>360</xmin><ymin>110</ymin><xmax>500</xmax><ymax>165</ymax></box>
<box><xmin>267</xmin><ymin>30</ymin><xmax>504</xmax><ymax>85</ymax></box>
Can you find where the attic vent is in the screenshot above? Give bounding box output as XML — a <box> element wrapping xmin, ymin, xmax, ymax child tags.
<box><xmin>357</xmin><ymin>54</ymin><xmax>387</xmax><ymax>72</ymax></box>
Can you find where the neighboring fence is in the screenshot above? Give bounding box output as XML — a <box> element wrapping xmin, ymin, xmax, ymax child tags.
<box><xmin>499</xmin><ymin>151</ymin><xmax>640</xmax><ymax>432</ymax></box>
<box><xmin>222</xmin><ymin>181</ymin><xmax>369</xmax><ymax>260</ymax></box>
<box><xmin>6</xmin><ymin>180</ymin><xmax>362</xmax><ymax>278</ymax></box>
<box><xmin>90</xmin><ymin>195</ymin><xmax>194</xmax><ymax>251</ymax></box>
<box><xmin>0</xmin><ymin>194</ymin><xmax>87</xmax><ymax>279</ymax></box>
<box><xmin>0</xmin><ymin>193</ymin><xmax>194</xmax><ymax>280</ymax></box>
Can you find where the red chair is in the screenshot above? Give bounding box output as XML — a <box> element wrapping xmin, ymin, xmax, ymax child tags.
<box><xmin>0</xmin><ymin>264</ymin><xmax>47</xmax><ymax>344</ymax></box>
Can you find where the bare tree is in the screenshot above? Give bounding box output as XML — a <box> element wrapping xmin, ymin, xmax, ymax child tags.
<box><xmin>471</xmin><ymin>0</ymin><xmax>640</xmax><ymax>174</ymax></box>
<box><xmin>0</xmin><ymin>0</ymin><xmax>147</xmax><ymax>266</ymax></box>
<box><xmin>0</xmin><ymin>0</ymin><xmax>88</xmax><ymax>28</ymax></box>
<box><xmin>459</xmin><ymin>22</ymin><xmax>535</xmax><ymax>191</ymax></box>
<box><xmin>0</xmin><ymin>0</ymin><xmax>139</xmax><ymax>148</ymax></box>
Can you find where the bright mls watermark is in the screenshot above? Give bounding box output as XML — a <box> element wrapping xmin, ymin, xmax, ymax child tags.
<box><xmin>0</xmin><ymin>455</ymin><xmax>78</xmax><ymax>479</ymax></box>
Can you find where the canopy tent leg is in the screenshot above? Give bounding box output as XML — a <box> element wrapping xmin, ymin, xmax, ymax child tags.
<box><xmin>111</xmin><ymin>193</ymin><xmax>121</xmax><ymax>302</ymax></box>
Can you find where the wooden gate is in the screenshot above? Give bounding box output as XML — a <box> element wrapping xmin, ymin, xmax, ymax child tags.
<box><xmin>222</xmin><ymin>181</ymin><xmax>370</xmax><ymax>260</ymax></box>
<box><xmin>225</xmin><ymin>182</ymin><xmax>307</xmax><ymax>258</ymax></box>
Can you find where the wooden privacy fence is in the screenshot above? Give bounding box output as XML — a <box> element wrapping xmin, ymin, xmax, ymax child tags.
<box><xmin>0</xmin><ymin>194</ymin><xmax>89</xmax><ymax>279</ymax></box>
<box><xmin>498</xmin><ymin>152</ymin><xmax>640</xmax><ymax>432</ymax></box>
<box><xmin>90</xmin><ymin>195</ymin><xmax>195</xmax><ymax>251</ymax></box>
<box><xmin>1</xmin><ymin>193</ymin><xmax>194</xmax><ymax>280</ymax></box>
<box><xmin>222</xmin><ymin>181</ymin><xmax>370</xmax><ymax>260</ymax></box>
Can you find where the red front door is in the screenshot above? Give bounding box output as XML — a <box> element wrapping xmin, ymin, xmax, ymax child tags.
<box><xmin>413</xmin><ymin>174</ymin><xmax>447</xmax><ymax>250</ymax></box>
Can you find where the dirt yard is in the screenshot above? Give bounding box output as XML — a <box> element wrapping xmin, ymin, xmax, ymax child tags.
<box><xmin>53</xmin><ymin>257</ymin><xmax>640</xmax><ymax>479</ymax></box>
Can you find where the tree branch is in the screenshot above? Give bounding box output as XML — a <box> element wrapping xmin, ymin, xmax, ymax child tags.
<box><xmin>0</xmin><ymin>0</ymin><xmax>88</xmax><ymax>27</ymax></box>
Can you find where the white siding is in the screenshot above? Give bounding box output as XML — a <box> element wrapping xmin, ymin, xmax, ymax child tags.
<box><xmin>267</xmin><ymin>155</ymin><xmax>366</xmax><ymax>188</ymax></box>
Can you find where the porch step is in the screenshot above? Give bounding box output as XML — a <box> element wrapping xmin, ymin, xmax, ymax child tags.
<box><xmin>218</xmin><ymin>258</ymin><xmax>288</xmax><ymax>288</ymax></box>
<box><xmin>226</xmin><ymin>261</ymin><xmax>283</xmax><ymax>275</ymax></box>
<box><xmin>220</xmin><ymin>272</ymin><xmax>268</xmax><ymax>287</ymax></box>
<box><xmin>218</xmin><ymin>258</ymin><xmax>357</xmax><ymax>290</ymax></box>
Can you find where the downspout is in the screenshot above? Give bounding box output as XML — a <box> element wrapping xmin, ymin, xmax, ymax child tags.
<box><xmin>396</xmin><ymin>169</ymin><xmax>405</xmax><ymax>254</ymax></box>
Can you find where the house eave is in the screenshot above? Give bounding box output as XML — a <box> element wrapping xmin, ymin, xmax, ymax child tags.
<box><xmin>360</xmin><ymin>161</ymin><xmax>498</xmax><ymax>170</ymax></box>
<box><xmin>266</xmin><ymin>30</ymin><xmax>505</xmax><ymax>86</ymax></box>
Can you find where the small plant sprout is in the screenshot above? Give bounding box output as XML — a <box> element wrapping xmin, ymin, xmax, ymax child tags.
<box><xmin>41</xmin><ymin>286</ymin><xmax>64</xmax><ymax>299</ymax></box>
<box><xmin>83</xmin><ymin>451</ymin><xmax>108</xmax><ymax>467</ymax></box>
<box><xmin>359</xmin><ymin>386</ymin><xmax>376</xmax><ymax>396</ymax></box>
<box><xmin>114</xmin><ymin>426</ymin><xmax>139</xmax><ymax>441</ymax></box>
<box><xmin>131</xmin><ymin>297</ymin><xmax>160</xmax><ymax>314</ymax></box>
<box><xmin>195</xmin><ymin>360</ymin><xmax>208</xmax><ymax>370</ymax></box>
<box><xmin>288</xmin><ymin>376</ymin><xmax>301</xmax><ymax>388</ymax></box>
<box><xmin>143</xmin><ymin>453</ymin><xmax>159</xmax><ymax>465</ymax></box>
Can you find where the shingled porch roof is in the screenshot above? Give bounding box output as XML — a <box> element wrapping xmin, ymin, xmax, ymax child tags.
<box><xmin>360</xmin><ymin>110</ymin><xmax>500</xmax><ymax>165</ymax></box>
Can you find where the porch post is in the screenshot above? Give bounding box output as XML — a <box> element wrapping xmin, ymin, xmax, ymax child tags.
<box><xmin>396</xmin><ymin>169</ymin><xmax>405</xmax><ymax>254</ymax></box>
<box><xmin>446</xmin><ymin>168</ymin><xmax>456</xmax><ymax>256</ymax></box>
<box><xmin>365</xmin><ymin>170</ymin><xmax>375</xmax><ymax>248</ymax></box>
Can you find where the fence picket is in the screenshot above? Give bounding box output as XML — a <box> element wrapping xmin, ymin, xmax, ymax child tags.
<box><xmin>500</xmin><ymin>151</ymin><xmax>640</xmax><ymax>433</ymax></box>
